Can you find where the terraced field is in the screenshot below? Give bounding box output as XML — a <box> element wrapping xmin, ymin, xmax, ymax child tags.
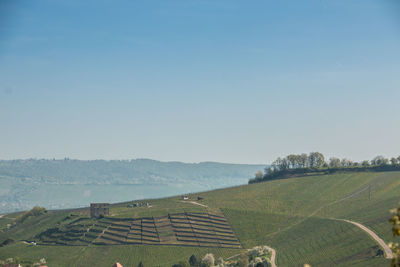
<box><xmin>36</xmin><ymin>212</ymin><xmax>241</xmax><ymax>249</ymax></box>
<box><xmin>1</xmin><ymin>171</ymin><xmax>399</xmax><ymax>266</ymax></box>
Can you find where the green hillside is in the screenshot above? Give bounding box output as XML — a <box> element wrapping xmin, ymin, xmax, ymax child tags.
<box><xmin>1</xmin><ymin>171</ymin><xmax>399</xmax><ymax>266</ymax></box>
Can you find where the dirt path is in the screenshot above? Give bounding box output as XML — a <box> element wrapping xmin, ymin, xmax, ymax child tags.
<box><xmin>265</xmin><ymin>182</ymin><xmax>375</xmax><ymax>238</ymax></box>
<box><xmin>93</xmin><ymin>227</ymin><xmax>109</xmax><ymax>243</ymax></box>
<box><xmin>265</xmin><ymin>245</ymin><xmax>277</xmax><ymax>267</ymax></box>
<box><xmin>254</xmin><ymin>182</ymin><xmax>389</xmax><ymax>264</ymax></box>
<box><xmin>179</xmin><ymin>201</ymin><xmax>208</xmax><ymax>208</ymax></box>
<box><xmin>333</xmin><ymin>218</ymin><xmax>393</xmax><ymax>259</ymax></box>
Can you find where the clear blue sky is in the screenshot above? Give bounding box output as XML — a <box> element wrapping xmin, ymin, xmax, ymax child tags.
<box><xmin>1</xmin><ymin>0</ymin><xmax>399</xmax><ymax>164</ymax></box>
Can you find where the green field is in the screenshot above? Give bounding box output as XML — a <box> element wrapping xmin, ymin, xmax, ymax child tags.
<box><xmin>1</xmin><ymin>171</ymin><xmax>399</xmax><ymax>266</ymax></box>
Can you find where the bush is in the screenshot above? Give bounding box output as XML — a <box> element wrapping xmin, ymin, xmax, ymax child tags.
<box><xmin>1</xmin><ymin>238</ymin><xmax>15</xmax><ymax>246</ymax></box>
<box><xmin>389</xmin><ymin>207</ymin><xmax>400</xmax><ymax>266</ymax></box>
<box><xmin>215</xmin><ymin>257</ymin><xmax>224</xmax><ymax>266</ymax></box>
<box><xmin>172</xmin><ymin>261</ymin><xmax>189</xmax><ymax>267</ymax></box>
<box><xmin>201</xmin><ymin>253</ymin><xmax>214</xmax><ymax>267</ymax></box>
<box><xmin>189</xmin><ymin>255</ymin><xmax>198</xmax><ymax>266</ymax></box>
<box><xmin>16</xmin><ymin>206</ymin><xmax>47</xmax><ymax>224</ymax></box>
<box><xmin>237</xmin><ymin>253</ymin><xmax>249</xmax><ymax>267</ymax></box>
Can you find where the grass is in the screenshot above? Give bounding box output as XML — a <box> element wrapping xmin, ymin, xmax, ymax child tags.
<box><xmin>270</xmin><ymin>217</ymin><xmax>389</xmax><ymax>267</ymax></box>
<box><xmin>0</xmin><ymin>242</ymin><xmax>240</xmax><ymax>267</ymax></box>
<box><xmin>1</xmin><ymin>171</ymin><xmax>400</xmax><ymax>266</ymax></box>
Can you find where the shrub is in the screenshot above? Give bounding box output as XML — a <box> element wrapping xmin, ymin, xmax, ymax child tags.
<box><xmin>237</xmin><ymin>253</ymin><xmax>248</xmax><ymax>267</ymax></box>
<box><xmin>389</xmin><ymin>207</ymin><xmax>400</xmax><ymax>266</ymax></box>
<box><xmin>189</xmin><ymin>255</ymin><xmax>198</xmax><ymax>266</ymax></box>
<box><xmin>16</xmin><ymin>206</ymin><xmax>47</xmax><ymax>224</ymax></box>
<box><xmin>201</xmin><ymin>253</ymin><xmax>215</xmax><ymax>267</ymax></box>
<box><xmin>173</xmin><ymin>261</ymin><xmax>189</xmax><ymax>267</ymax></box>
<box><xmin>215</xmin><ymin>257</ymin><xmax>225</xmax><ymax>266</ymax></box>
<box><xmin>1</xmin><ymin>238</ymin><xmax>15</xmax><ymax>246</ymax></box>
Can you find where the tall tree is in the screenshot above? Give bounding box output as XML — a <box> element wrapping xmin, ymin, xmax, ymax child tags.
<box><xmin>361</xmin><ymin>160</ymin><xmax>370</xmax><ymax>167</ymax></box>
<box><xmin>281</xmin><ymin>158</ymin><xmax>290</xmax><ymax>170</ymax></box>
<box><xmin>272</xmin><ymin>157</ymin><xmax>282</xmax><ymax>171</ymax></box>
<box><xmin>329</xmin><ymin>157</ymin><xmax>341</xmax><ymax>168</ymax></box>
<box><xmin>287</xmin><ymin>154</ymin><xmax>299</xmax><ymax>169</ymax></box>
<box><xmin>371</xmin><ymin>156</ymin><xmax>388</xmax><ymax>166</ymax></box>
<box><xmin>299</xmin><ymin>153</ymin><xmax>309</xmax><ymax>168</ymax></box>
<box><xmin>340</xmin><ymin>158</ymin><xmax>353</xmax><ymax>167</ymax></box>
<box><xmin>309</xmin><ymin>152</ymin><xmax>325</xmax><ymax>168</ymax></box>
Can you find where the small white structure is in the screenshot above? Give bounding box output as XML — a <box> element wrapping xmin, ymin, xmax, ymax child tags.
<box><xmin>182</xmin><ymin>195</ymin><xmax>189</xmax><ymax>200</ymax></box>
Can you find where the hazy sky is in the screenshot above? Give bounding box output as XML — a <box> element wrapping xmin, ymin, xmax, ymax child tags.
<box><xmin>1</xmin><ymin>0</ymin><xmax>400</xmax><ymax>164</ymax></box>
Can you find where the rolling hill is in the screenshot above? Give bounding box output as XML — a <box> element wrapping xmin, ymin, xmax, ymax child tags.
<box><xmin>1</xmin><ymin>171</ymin><xmax>399</xmax><ymax>266</ymax></box>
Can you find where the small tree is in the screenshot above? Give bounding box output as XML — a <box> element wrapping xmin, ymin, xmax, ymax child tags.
<box><xmin>391</xmin><ymin>158</ymin><xmax>399</xmax><ymax>165</ymax></box>
<box><xmin>201</xmin><ymin>253</ymin><xmax>214</xmax><ymax>267</ymax></box>
<box><xmin>329</xmin><ymin>157</ymin><xmax>341</xmax><ymax>168</ymax></box>
<box><xmin>361</xmin><ymin>160</ymin><xmax>370</xmax><ymax>167</ymax></box>
<box><xmin>255</xmin><ymin>170</ymin><xmax>263</xmax><ymax>180</ymax></box>
<box><xmin>16</xmin><ymin>206</ymin><xmax>47</xmax><ymax>224</ymax></box>
<box><xmin>340</xmin><ymin>158</ymin><xmax>353</xmax><ymax>167</ymax></box>
<box><xmin>189</xmin><ymin>255</ymin><xmax>198</xmax><ymax>266</ymax></box>
<box><xmin>215</xmin><ymin>257</ymin><xmax>224</xmax><ymax>266</ymax></box>
<box><xmin>371</xmin><ymin>156</ymin><xmax>388</xmax><ymax>166</ymax></box>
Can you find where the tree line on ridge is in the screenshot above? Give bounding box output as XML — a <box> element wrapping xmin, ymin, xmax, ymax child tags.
<box><xmin>249</xmin><ymin>152</ymin><xmax>400</xmax><ymax>184</ymax></box>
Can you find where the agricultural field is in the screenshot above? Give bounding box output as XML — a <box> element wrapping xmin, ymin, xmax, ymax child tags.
<box><xmin>1</xmin><ymin>171</ymin><xmax>400</xmax><ymax>266</ymax></box>
<box><xmin>35</xmin><ymin>212</ymin><xmax>241</xmax><ymax>248</ymax></box>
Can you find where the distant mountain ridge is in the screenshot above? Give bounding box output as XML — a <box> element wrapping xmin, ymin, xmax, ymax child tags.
<box><xmin>0</xmin><ymin>158</ymin><xmax>265</xmax><ymax>185</ymax></box>
<box><xmin>0</xmin><ymin>159</ymin><xmax>265</xmax><ymax>212</ymax></box>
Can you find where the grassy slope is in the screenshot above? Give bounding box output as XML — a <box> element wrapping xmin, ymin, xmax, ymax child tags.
<box><xmin>0</xmin><ymin>243</ymin><xmax>240</xmax><ymax>267</ymax></box>
<box><xmin>1</xmin><ymin>171</ymin><xmax>399</xmax><ymax>266</ymax></box>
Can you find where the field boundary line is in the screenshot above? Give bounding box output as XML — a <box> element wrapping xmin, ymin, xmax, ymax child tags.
<box><xmin>179</xmin><ymin>200</ymin><xmax>208</xmax><ymax>208</ymax></box>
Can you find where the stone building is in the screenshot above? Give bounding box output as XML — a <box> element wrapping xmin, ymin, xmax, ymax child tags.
<box><xmin>90</xmin><ymin>203</ymin><xmax>110</xmax><ymax>218</ymax></box>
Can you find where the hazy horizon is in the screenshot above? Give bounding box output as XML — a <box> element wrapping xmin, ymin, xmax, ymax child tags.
<box><xmin>0</xmin><ymin>157</ymin><xmax>267</xmax><ymax>165</ymax></box>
